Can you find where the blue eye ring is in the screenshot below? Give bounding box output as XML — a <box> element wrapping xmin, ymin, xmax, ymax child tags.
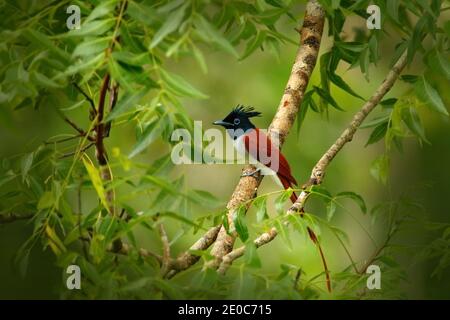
<box><xmin>233</xmin><ymin>118</ymin><xmax>240</xmax><ymax>125</ymax></box>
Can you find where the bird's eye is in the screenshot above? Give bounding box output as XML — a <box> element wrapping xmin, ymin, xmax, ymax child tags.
<box><xmin>233</xmin><ymin>118</ymin><xmax>240</xmax><ymax>125</ymax></box>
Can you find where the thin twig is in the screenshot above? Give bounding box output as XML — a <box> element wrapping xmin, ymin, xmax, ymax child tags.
<box><xmin>158</xmin><ymin>223</ymin><xmax>171</xmax><ymax>275</ymax></box>
<box><xmin>72</xmin><ymin>82</ymin><xmax>96</xmax><ymax>115</ymax></box>
<box><xmin>116</xmin><ymin>243</ymin><xmax>163</xmax><ymax>264</ymax></box>
<box><xmin>63</xmin><ymin>116</ymin><xmax>86</xmax><ymax>135</ymax></box>
<box><xmin>58</xmin><ymin>142</ymin><xmax>95</xmax><ymax>159</ymax></box>
<box><xmin>44</xmin><ymin>134</ymin><xmax>84</xmax><ymax>145</ymax></box>
<box><xmin>105</xmin><ymin>82</ymin><xmax>119</xmax><ymax>137</ymax></box>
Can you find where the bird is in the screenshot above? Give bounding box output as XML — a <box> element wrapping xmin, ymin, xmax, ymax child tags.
<box><xmin>213</xmin><ymin>105</ymin><xmax>331</xmax><ymax>292</ymax></box>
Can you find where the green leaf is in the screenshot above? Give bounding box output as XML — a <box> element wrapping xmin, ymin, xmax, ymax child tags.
<box><xmin>401</xmin><ymin>106</ymin><xmax>429</xmax><ymax>143</ymax></box>
<box><xmin>149</xmin><ymin>3</ymin><xmax>187</xmax><ymax>49</ymax></box>
<box><xmin>245</xmin><ymin>242</ymin><xmax>261</xmax><ymax>268</ymax></box>
<box><xmin>104</xmin><ymin>89</ymin><xmax>146</xmax><ymax>121</ymax></box>
<box><xmin>20</xmin><ymin>152</ymin><xmax>34</xmax><ymax>182</ymax></box>
<box><xmin>313</xmin><ymin>86</ymin><xmax>343</xmax><ymax>111</ymax></box>
<box><xmin>188</xmin><ymin>189</ymin><xmax>222</xmax><ymax>208</ymax></box>
<box><xmin>85</xmin><ymin>0</ymin><xmax>118</xmax><ymax>22</ymax></box>
<box><xmin>414</xmin><ymin>76</ymin><xmax>448</xmax><ymax>116</ymax></box>
<box><xmin>66</xmin><ymin>19</ymin><xmax>115</xmax><ymax>37</ymax></box>
<box><xmin>120</xmin><ymin>277</ymin><xmax>152</xmax><ymax>292</ymax></box>
<box><xmin>73</xmin><ymin>37</ymin><xmax>110</xmax><ymax>57</ymax></box>
<box><xmin>194</xmin><ymin>14</ymin><xmax>239</xmax><ymax>58</ymax></box>
<box><xmin>359</xmin><ymin>48</ymin><xmax>370</xmax><ymax>78</ymax></box>
<box><xmin>297</xmin><ymin>91</ymin><xmax>310</xmax><ymax>135</ymax></box>
<box><xmin>160</xmin><ymin>69</ymin><xmax>208</xmax><ymax>99</ymax></box>
<box><xmin>379</xmin><ymin>255</ymin><xmax>399</xmax><ymax>268</ymax></box>
<box><xmin>157</xmin><ymin>0</ymin><xmax>185</xmax><ymax>13</ymax></box>
<box><xmin>380</xmin><ymin>98</ymin><xmax>398</xmax><ymax>107</ymax></box>
<box><xmin>329</xmin><ymin>73</ymin><xmax>365</xmax><ymax>100</ymax></box>
<box><xmin>82</xmin><ymin>156</ymin><xmax>110</xmax><ymax>213</ymax></box>
<box><xmin>112</xmin><ymin>51</ymin><xmax>152</xmax><ymax>67</ymax></box>
<box><xmin>287</xmin><ymin>214</ymin><xmax>307</xmax><ymax>238</ymax></box>
<box><xmin>37</xmin><ymin>191</ymin><xmax>54</xmax><ymax>210</ymax></box>
<box><xmin>31</xmin><ymin>72</ymin><xmax>61</xmax><ymax>88</ymax></box>
<box><xmin>129</xmin><ymin>117</ymin><xmax>167</xmax><ymax>158</ymax></box>
<box><xmin>319</xmin><ymin>51</ymin><xmax>331</xmax><ymax>110</ymax></box>
<box><xmin>335</xmin><ymin>41</ymin><xmax>366</xmax><ymax>52</ymax></box>
<box><xmin>310</xmin><ymin>185</ymin><xmax>332</xmax><ymax>200</ymax></box>
<box><xmin>275</xmin><ymin>219</ymin><xmax>292</xmax><ymax>249</ymax></box>
<box><xmin>0</xmin><ymin>171</ymin><xmax>16</xmax><ymax>188</ymax></box>
<box><xmin>108</xmin><ymin>58</ymin><xmax>133</xmax><ymax>92</ymax></box>
<box><xmin>233</xmin><ymin>206</ymin><xmax>249</xmax><ymax>242</ymax></box>
<box><xmin>407</xmin><ymin>15</ymin><xmax>427</xmax><ymax>64</ymax></box>
<box><xmin>275</xmin><ymin>189</ymin><xmax>292</xmax><ymax>215</ymax></box>
<box><xmin>64</xmin><ymin>53</ymin><xmax>104</xmax><ymax>76</ymax></box>
<box><xmin>240</xmin><ymin>30</ymin><xmax>267</xmax><ymax>60</ymax></box>
<box><xmin>142</xmin><ymin>174</ymin><xmax>178</xmax><ymax>196</ymax></box>
<box><xmin>153</xmin><ymin>278</ymin><xmax>185</xmax><ymax>299</ymax></box>
<box><xmin>192</xmin><ymin>45</ymin><xmax>208</xmax><ymax>74</ymax></box>
<box><xmin>326</xmin><ymin>200</ymin><xmax>336</xmax><ymax>221</ymax></box>
<box><xmin>361</xmin><ymin>114</ymin><xmax>390</xmax><ymax>129</ymax></box>
<box><xmin>365</xmin><ymin>121</ymin><xmax>388</xmax><ymax>146</ymax></box>
<box><xmin>370</xmin><ymin>154</ymin><xmax>390</xmax><ymax>185</ymax></box>
<box><xmin>387</xmin><ymin>0</ymin><xmax>399</xmax><ymax>23</ymax></box>
<box><xmin>45</xmin><ymin>224</ymin><xmax>66</xmax><ymax>255</ymax></box>
<box><xmin>253</xmin><ymin>196</ymin><xmax>268</xmax><ymax>223</ymax></box>
<box><xmin>336</xmin><ymin>191</ymin><xmax>367</xmax><ymax>214</ymax></box>
<box><xmin>22</xmin><ymin>29</ymin><xmax>71</xmax><ymax>63</ymax></box>
<box><xmin>444</xmin><ymin>20</ymin><xmax>450</xmax><ymax>37</ymax></box>
<box><xmin>160</xmin><ymin>212</ymin><xmax>207</xmax><ymax>231</ymax></box>
<box><xmin>426</xmin><ymin>50</ymin><xmax>450</xmax><ymax>80</ymax></box>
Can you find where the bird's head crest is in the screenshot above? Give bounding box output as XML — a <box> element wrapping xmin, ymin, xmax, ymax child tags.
<box><xmin>230</xmin><ymin>105</ymin><xmax>261</xmax><ymax>119</ymax></box>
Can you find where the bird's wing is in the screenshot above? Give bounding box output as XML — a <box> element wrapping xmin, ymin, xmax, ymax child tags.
<box><xmin>243</xmin><ymin>128</ymin><xmax>297</xmax><ymax>187</ymax></box>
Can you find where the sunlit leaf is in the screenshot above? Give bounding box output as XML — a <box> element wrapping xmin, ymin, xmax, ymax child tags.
<box><xmin>233</xmin><ymin>206</ymin><xmax>249</xmax><ymax>242</ymax></box>
<box><xmin>336</xmin><ymin>191</ymin><xmax>367</xmax><ymax>214</ymax></box>
<box><xmin>149</xmin><ymin>3</ymin><xmax>187</xmax><ymax>48</ymax></box>
<box><xmin>414</xmin><ymin>76</ymin><xmax>448</xmax><ymax>116</ymax></box>
<box><xmin>82</xmin><ymin>156</ymin><xmax>110</xmax><ymax>213</ymax></box>
<box><xmin>160</xmin><ymin>69</ymin><xmax>208</xmax><ymax>99</ymax></box>
<box><xmin>194</xmin><ymin>14</ymin><xmax>239</xmax><ymax>58</ymax></box>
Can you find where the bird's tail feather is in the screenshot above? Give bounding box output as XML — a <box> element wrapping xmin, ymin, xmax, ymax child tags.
<box><xmin>307</xmin><ymin>227</ymin><xmax>331</xmax><ymax>293</ymax></box>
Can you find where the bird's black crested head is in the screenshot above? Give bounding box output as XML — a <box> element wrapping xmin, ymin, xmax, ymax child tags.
<box><xmin>230</xmin><ymin>105</ymin><xmax>262</xmax><ymax>119</ymax></box>
<box><xmin>213</xmin><ymin>105</ymin><xmax>261</xmax><ymax>132</ymax></box>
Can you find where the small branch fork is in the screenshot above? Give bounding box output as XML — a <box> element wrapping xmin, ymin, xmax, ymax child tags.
<box><xmin>117</xmin><ymin>224</ymin><xmax>221</xmax><ymax>279</ymax></box>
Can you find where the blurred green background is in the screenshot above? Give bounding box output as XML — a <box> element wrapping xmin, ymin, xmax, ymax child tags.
<box><xmin>0</xmin><ymin>3</ymin><xmax>449</xmax><ymax>299</ymax></box>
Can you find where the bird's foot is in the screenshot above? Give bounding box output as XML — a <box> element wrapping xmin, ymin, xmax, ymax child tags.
<box><xmin>241</xmin><ymin>168</ymin><xmax>261</xmax><ymax>178</ymax></box>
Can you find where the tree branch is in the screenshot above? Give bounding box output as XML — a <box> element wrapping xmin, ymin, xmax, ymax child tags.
<box><xmin>165</xmin><ymin>225</ymin><xmax>221</xmax><ymax>279</ymax></box>
<box><xmin>289</xmin><ymin>51</ymin><xmax>408</xmax><ymax>213</ymax></box>
<box><xmin>72</xmin><ymin>82</ymin><xmax>97</xmax><ymax>116</ymax></box>
<box><xmin>62</xmin><ymin>116</ymin><xmax>94</xmax><ymax>141</ymax></box>
<box><xmin>58</xmin><ymin>142</ymin><xmax>95</xmax><ymax>159</ymax></box>
<box><xmin>217</xmin><ymin>51</ymin><xmax>409</xmax><ymax>274</ymax></box>
<box><xmin>117</xmin><ymin>243</ymin><xmax>163</xmax><ymax>264</ymax></box>
<box><xmin>206</xmin><ymin>0</ymin><xmax>325</xmax><ymax>269</ymax></box>
<box><xmin>158</xmin><ymin>223</ymin><xmax>171</xmax><ymax>275</ymax></box>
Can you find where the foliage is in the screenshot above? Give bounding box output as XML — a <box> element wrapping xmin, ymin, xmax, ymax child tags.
<box><xmin>0</xmin><ymin>0</ymin><xmax>449</xmax><ymax>299</ymax></box>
